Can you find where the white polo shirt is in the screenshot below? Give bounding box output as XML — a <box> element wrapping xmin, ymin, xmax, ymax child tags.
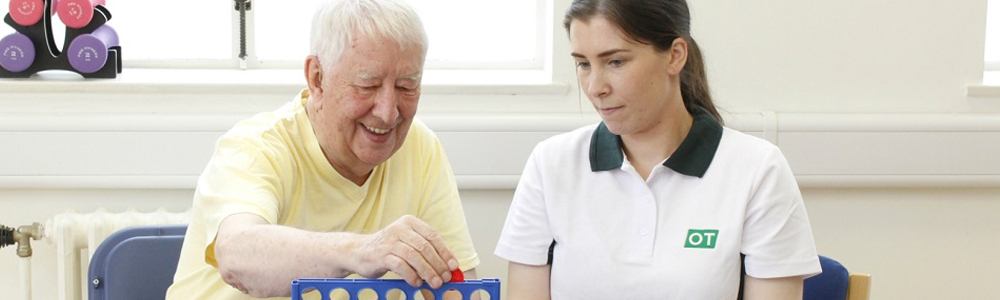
<box><xmin>495</xmin><ymin>110</ymin><xmax>821</xmax><ymax>299</ymax></box>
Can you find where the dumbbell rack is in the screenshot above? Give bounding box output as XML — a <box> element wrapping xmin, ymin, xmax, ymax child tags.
<box><xmin>1</xmin><ymin>0</ymin><xmax>121</xmax><ymax>78</ymax></box>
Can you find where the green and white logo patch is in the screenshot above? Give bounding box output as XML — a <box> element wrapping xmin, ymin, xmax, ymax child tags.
<box><xmin>684</xmin><ymin>229</ymin><xmax>719</xmax><ymax>249</ymax></box>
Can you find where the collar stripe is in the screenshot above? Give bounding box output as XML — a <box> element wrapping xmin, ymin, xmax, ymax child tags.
<box><xmin>588</xmin><ymin>109</ymin><xmax>722</xmax><ymax>178</ymax></box>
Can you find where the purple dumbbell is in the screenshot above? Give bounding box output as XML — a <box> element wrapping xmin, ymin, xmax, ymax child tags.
<box><xmin>66</xmin><ymin>24</ymin><xmax>117</xmax><ymax>73</ymax></box>
<box><xmin>0</xmin><ymin>33</ymin><xmax>36</xmax><ymax>72</ymax></box>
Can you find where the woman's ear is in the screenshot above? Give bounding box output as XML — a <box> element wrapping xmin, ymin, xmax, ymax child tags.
<box><xmin>305</xmin><ymin>55</ymin><xmax>324</xmax><ymax>96</ymax></box>
<box><xmin>667</xmin><ymin>37</ymin><xmax>688</xmax><ymax>75</ymax></box>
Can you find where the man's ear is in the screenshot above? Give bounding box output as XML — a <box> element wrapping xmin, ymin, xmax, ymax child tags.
<box><xmin>667</xmin><ymin>37</ymin><xmax>688</xmax><ymax>76</ymax></box>
<box><xmin>305</xmin><ymin>55</ymin><xmax>324</xmax><ymax>96</ymax></box>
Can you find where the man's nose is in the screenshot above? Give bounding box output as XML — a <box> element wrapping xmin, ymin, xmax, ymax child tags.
<box><xmin>371</xmin><ymin>87</ymin><xmax>401</xmax><ymax>124</ymax></box>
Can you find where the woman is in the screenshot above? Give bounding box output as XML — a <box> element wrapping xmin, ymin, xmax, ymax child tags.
<box><xmin>494</xmin><ymin>0</ymin><xmax>821</xmax><ymax>299</ymax></box>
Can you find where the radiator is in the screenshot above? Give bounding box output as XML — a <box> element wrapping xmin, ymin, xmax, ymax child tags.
<box><xmin>39</xmin><ymin>209</ymin><xmax>190</xmax><ymax>300</ymax></box>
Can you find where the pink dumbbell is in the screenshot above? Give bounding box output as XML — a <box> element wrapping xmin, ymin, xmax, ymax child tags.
<box><xmin>8</xmin><ymin>0</ymin><xmax>58</xmax><ymax>26</ymax></box>
<box><xmin>56</xmin><ymin>0</ymin><xmax>105</xmax><ymax>28</ymax></box>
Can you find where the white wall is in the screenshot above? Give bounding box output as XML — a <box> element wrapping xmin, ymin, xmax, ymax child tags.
<box><xmin>690</xmin><ymin>0</ymin><xmax>989</xmax><ymax>113</ymax></box>
<box><xmin>1</xmin><ymin>0</ymin><xmax>998</xmax><ymax>299</ymax></box>
<box><xmin>806</xmin><ymin>188</ymin><xmax>1000</xmax><ymax>300</ymax></box>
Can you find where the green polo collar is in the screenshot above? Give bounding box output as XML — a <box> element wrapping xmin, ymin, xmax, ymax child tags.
<box><xmin>589</xmin><ymin>109</ymin><xmax>723</xmax><ymax>178</ymax></box>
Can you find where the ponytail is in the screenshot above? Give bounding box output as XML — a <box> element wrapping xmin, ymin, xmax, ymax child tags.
<box><xmin>680</xmin><ymin>37</ymin><xmax>722</xmax><ymax>124</ymax></box>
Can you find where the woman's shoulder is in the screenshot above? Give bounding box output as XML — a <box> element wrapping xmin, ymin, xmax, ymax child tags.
<box><xmin>718</xmin><ymin>127</ymin><xmax>784</xmax><ymax>161</ymax></box>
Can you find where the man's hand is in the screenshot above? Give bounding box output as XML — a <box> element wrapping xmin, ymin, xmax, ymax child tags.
<box><xmin>353</xmin><ymin>215</ymin><xmax>459</xmax><ymax>288</ymax></box>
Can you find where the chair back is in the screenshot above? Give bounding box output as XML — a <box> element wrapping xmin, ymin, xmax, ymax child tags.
<box><xmin>804</xmin><ymin>255</ymin><xmax>851</xmax><ymax>300</ymax></box>
<box><xmin>87</xmin><ymin>225</ymin><xmax>187</xmax><ymax>300</ymax></box>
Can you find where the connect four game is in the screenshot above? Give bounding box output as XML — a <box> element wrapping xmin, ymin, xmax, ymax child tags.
<box><xmin>291</xmin><ymin>278</ymin><xmax>500</xmax><ymax>300</ymax></box>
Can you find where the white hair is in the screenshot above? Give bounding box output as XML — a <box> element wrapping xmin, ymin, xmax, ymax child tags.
<box><xmin>309</xmin><ymin>0</ymin><xmax>428</xmax><ymax>71</ymax></box>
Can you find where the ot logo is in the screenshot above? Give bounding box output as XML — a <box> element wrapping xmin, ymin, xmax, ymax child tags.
<box><xmin>684</xmin><ymin>229</ymin><xmax>719</xmax><ymax>249</ymax></box>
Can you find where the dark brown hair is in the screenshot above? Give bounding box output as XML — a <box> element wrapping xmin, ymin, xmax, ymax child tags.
<box><xmin>565</xmin><ymin>0</ymin><xmax>722</xmax><ymax>124</ymax></box>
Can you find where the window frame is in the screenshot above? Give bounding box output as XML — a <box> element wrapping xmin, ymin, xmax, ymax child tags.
<box><xmin>122</xmin><ymin>0</ymin><xmax>552</xmax><ymax>72</ymax></box>
<box><xmin>1</xmin><ymin>0</ymin><xmax>583</xmax><ymax>114</ymax></box>
<box><xmin>987</xmin><ymin>0</ymin><xmax>999</xmax><ymax>71</ymax></box>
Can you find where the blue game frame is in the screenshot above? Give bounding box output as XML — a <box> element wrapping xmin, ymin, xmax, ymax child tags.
<box><xmin>291</xmin><ymin>278</ymin><xmax>501</xmax><ymax>300</ymax></box>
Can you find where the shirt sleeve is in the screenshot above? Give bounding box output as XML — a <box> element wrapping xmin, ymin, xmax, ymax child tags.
<box><xmin>412</xmin><ymin>124</ymin><xmax>480</xmax><ymax>271</ymax></box>
<box><xmin>741</xmin><ymin>146</ymin><xmax>822</xmax><ymax>278</ymax></box>
<box><xmin>193</xmin><ymin>136</ymin><xmax>282</xmax><ymax>266</ymax></box>
<box><xmin>494</xmin><ymin>143</ymin><xmax>554</xmax><ymax>266</ymax></box>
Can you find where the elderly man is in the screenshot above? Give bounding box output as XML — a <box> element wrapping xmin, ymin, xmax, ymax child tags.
<box><xmin>165</xmin><ymin>0</ymin><xmax>478</xmax><ymax>298</ymax></box>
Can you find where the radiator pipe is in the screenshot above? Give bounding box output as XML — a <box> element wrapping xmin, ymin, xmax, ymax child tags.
<box><xmin>3</xmin><ymin>223</ymin><xmax>42</xmax><ymax>300</ymax></box>
<box><xmin>1</xmin><ymin>223</ymin><xmax>44</xmax><ymax>257</ymax></box>
<box><xmin>20</xmin><ymin>256</ymin><xmax>31</xmax><ymax>300</ymax></box>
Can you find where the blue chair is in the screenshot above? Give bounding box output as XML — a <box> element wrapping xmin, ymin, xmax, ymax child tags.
<box><xmin>804</xmin><ymin>255</ymin><xmax>871</xmax><ymax>300</ymax></box>
<box><xmin>88</xmin><ymin>225</ymin><xmax>187</xmax><ymax>300</ymax></box>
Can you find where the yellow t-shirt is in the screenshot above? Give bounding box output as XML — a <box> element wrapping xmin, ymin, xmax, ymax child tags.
<box><xmin>166</xmin><ymin>89</ymin><xmax>479</xmax><ymax>300</ymax></box>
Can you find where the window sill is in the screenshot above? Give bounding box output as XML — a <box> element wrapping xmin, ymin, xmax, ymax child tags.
<box><xmin>0</xmin><ymin>68</ymin><xmax>570</xmax><ymax>96</ymax></box>
<box><xmin>968</xmin><ymin>71</ymin><xmax>1000</xmax><ymax>98</ymax></box>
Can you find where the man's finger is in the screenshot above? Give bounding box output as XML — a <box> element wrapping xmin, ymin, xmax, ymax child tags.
<box><xmin>385</xmin><ymin>254</ymin><xmax>422</xmax><ymax>287</ymax></box>
<box><xmin>391</xmin><ymin>242</ymin><xmax>443</xmax><ymax>288</ymax></box>
<box><xmin>409</xmin><ymin>219</ymin><xmax>460</xmax><ymax>271</ymax></box>
<box><xmin>400</xmin><ymin>227</ymin><xmax>450</xmax><ymax>277</ymax></box>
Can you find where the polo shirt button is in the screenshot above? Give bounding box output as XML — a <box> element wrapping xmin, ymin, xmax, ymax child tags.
<box><xmin>639</xmin><ymin>229</ymin><xmax>648</xmax><ymax>236</ymax></box>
